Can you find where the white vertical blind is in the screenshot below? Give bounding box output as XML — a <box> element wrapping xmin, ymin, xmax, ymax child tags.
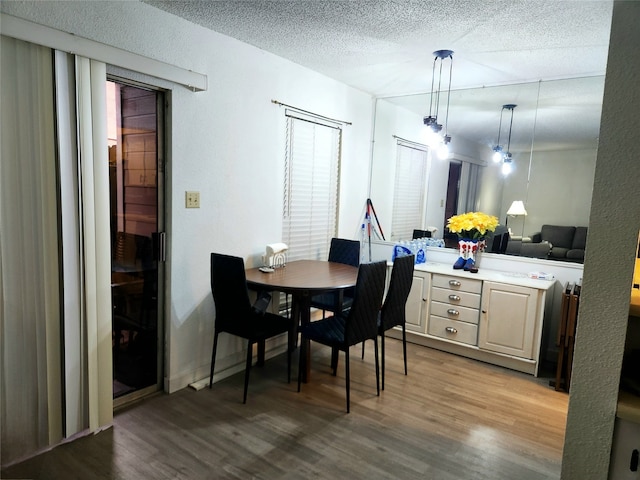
<box><xmin>390</xmin><ymin>141</ymin><xmax>429</xmax><ymax>240</ymax></box>
<box><xmin>55</xmin><ymin>49</ymin><xmax>88</xmax><ymax>439</ymax></box>
<box><xmin>0</xmin><ymin>35</ymin><xmax>62</xmax><ymax>464</ymax></box>
<box><xmin>75</xmin><ymin>56</ymin><xmax>113</xmax><ymax>431</ymax></box>
<box><xmin>282</xmin><ymin>114</ymin><xmax>341</xmax><ymax>261</ymax></box>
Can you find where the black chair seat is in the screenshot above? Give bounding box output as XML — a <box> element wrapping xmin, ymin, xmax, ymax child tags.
<box><xmin>361</xmin><ymin>254</ymin><xmax>414</xmax><ymax>389</ymax></box>
<box><xmin>209</xmin><ymin>253</ymin><xmax>296</xmax><ymax>404</ymax></box>
<box><xmin>300</xmin><ymin>315</ymin><xmax>346</xmax><ymax>346</ymax></box>
<box><xmin>309</xmin><ymin>293</ymin><xmax>353</xmax><ymax>313</ymax></box>
<box><xmin>223</xmin><ymin>312</ymin><xmax>291</xmax><ymax>341</ymax></box>
<box><xmin>298</xmin><ymin>260</ymin><xmax>386</xmax><ymax>413</ymax></box>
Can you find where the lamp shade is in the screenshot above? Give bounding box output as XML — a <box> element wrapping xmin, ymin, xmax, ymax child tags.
<box><xmin>506</xmin><ymin>200</ymin><xmax>528</xmax><ymax>216</ymax></box>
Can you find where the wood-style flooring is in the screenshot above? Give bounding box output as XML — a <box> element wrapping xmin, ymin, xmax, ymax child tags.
<box><xmin>2</xmin><ymin>339</ymin><xmax>568</xmax><ymax>480</ymax></box>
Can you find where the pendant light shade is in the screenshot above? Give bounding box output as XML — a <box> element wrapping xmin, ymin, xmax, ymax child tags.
<box><xmin>423</xmin><ymin>49</ymin><xmax>454</xmax><ymax>157</ymax></box>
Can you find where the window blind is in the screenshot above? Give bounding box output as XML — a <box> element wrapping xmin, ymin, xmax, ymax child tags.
<box><xmin>282</xmin><ymin>115</ymin><xmax>341</xmax><ymax>262</ymax></box>
<box><xmin>390</xmin><ymin>141</ymin><xmax>429</xmax><ymax>240</ymax></box>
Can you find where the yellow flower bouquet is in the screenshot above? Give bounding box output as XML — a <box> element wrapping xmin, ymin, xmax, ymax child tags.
<box><xmin>447</xmin><ymin>212</ymin><xmax>499</xmax><ymax>271</ymax></box>
<box><xmin>447</xmin><ymin>211</ymin><xmax>499</xmax><ymax>240</ymax></box>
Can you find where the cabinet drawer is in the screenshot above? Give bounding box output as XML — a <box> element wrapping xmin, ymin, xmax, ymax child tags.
<box><xmin>432</xmin><ymin>274</ymin><xmax>482</xmax><ymax>294</ymax></box>
<box><xmin>431</xmin><ymin>286</ymin><xmax>481</xmax><ymax>309</ymax></box>
<box><xmin>430</xmin><ymin>301</ymin><xmax>479</xmax><ymax>324</ymax></box>
<box><xmin>428</xmin><ymin>316</ymin><xmax>478</xmax><ymax>345</ymax></box>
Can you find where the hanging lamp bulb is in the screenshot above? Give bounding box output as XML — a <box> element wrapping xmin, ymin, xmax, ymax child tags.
<box><xmin>501</xmin><ymin>155</ymin><xmax>513</xmax><ymax>175</ymax></box>
<box><xmin>438</xmin><ymin>135</ymin><xmax>452</xmax><ymax>159</ymax></box>
<box><xmin>492</xmin><ymin>146</ymin><xmax>503</xmax><ymax>163</ymax></box>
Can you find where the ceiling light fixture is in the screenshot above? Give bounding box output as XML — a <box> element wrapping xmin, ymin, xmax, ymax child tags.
<box><xmin>423</xmin><ymin>49</ymin><xmax>454</xmax><ymax>159</ymax></box>
<box><xmin>492</xmin><ymin>104</ymin><xmax>517</xmax><ymax>174</ymax></box>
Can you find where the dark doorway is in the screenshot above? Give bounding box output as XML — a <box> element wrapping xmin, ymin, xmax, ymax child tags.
<box><xmin>443</xmin><ymin>162</ymin><xmax>462</xmax><ymax>248</ymax></box>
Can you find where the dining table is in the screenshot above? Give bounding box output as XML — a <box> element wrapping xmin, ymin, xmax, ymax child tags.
<box><xmin>245</xmin><ymin>259</ymin><xmax>359</xmax><ymax>382</ymax></box>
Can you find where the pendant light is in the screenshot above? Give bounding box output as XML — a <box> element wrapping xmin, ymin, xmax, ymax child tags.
<box><xmin>423</xmin><ymin>49</ymin><xmax>454</xmax><ymax>158</ymax></box>
<box><xmin>491</xmin><ymin>104</ymin><xmax>516</xmax><ymax>175</ymax></box>
<box><xmin>492</xmin><ymin>107</ymin><xmax>506</xmax><ymax>163</ymax></box>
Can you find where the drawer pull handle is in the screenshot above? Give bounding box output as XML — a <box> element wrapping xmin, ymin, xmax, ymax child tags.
<box><xmin>445</xmin><ymin>327</ymin><xmax>458</xmax><ymax>334</ymax></box>
<box><xmin>448</xmin><ymin>294</ymin><xmax>461</xmax><ymax>301</ymax></box>
<box><xmin>447</xmin><ymin>309</ymin><xmax>459</xmax><ymax>316</ymax></box>
<box><xmin>449</xmin><ymin>280</ymin><xmax>461</xmax><ymax>287</ymax></box>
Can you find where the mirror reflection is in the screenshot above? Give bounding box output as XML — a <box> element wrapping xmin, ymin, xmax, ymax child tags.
<box><xmin>370</xmin><ymin>75</ymin><xmax>604</xmax><ymax>263</ymax></box>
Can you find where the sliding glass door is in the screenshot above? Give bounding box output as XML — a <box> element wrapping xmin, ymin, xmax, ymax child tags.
<box><xmin>107</xmin><ymin>80</ymin><xmax>165</xmax><ymax>403</ymax></box>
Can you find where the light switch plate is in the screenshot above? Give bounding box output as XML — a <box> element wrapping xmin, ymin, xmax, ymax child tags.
<box><xmin>185</xmin><ymin>191</ymin><xmax>200</xmax><ymax>208</ymax></box>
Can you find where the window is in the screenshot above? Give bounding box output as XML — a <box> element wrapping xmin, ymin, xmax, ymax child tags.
<box><xmin>282</xmin><ymin>112</ymin><xmax>342</xmax><ymax>262</ymax></box>
<box><xmin>390</xmin><ymin>140</ymin><xmax>429</xmax><ymax>240</ymax></box>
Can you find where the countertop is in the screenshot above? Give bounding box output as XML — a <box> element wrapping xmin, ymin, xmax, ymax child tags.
<box><xmin>412</xmin><ymin>261</ymin><xmax>557</xmax><ymax>291</ymax></box>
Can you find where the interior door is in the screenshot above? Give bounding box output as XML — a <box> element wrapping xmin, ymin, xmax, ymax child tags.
<box><xmin>107</xmin><ymin>80</ymin><xmax>165</xmax><ymax>403</ymax></box>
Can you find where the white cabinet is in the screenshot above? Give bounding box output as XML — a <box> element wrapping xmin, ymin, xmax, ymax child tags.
<box><xmin>390</xmin><ymin>263</ymin><xmax>554</xmax><ymax>376</ymax></box>
<box><xmin>405</xmin><ymin>270</ymin><xmax>430</xmax><ymax>333</ymax></box>
<box><xmin>478</xmin><ymin>281</ymin><xmax>540</xmax><ymax>359</ymax></box>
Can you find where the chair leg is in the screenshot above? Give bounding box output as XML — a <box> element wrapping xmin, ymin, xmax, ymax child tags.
<box><xmin>374</xmin><ymin>337</ymin><xmax>380</xmax><ymax>396</ymax></box>
<box><xmin>243</xmin><ymin>341</ymin><xmax>253</xmax><ymax>404</ymax></box>
<box><xmin>361</xmin><ymin>341</ymin><xmax>365</xmax><ymax>359</ymax></box>
<box><xmin>331</xmin><ymin>347</ymin><xmax>339</xmax><ymax>375</ymax></box>
<box><xmin>402</xmin><ymin>324</ymin><xmax>408</xmax><ymax>376</ymax></box>
<box><xmin>297</xmin><ymin>336</ymin><xmax>306</xmax><ymax>392</ymax></box>
<box><xmin>381</xmin><ymin>331</ymin><xmax>385</xmax><ymax>391</ymax></box>
<box><xmin>345</xmin><ymin>349</ymin><xmax>350</xmax><ymax>413</ymax></box>
<box><xmin>209</xmin><ymin>330</ymin><xmax>219</xmax><ymax>388</ymax></box>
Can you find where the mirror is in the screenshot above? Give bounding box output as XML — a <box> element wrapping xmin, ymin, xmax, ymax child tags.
<box><xmin>370</xmin><ymin>75</ymin><xmax>604</xmax><ymax>253</ymax></box>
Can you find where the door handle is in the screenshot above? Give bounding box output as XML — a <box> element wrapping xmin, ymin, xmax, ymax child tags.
<box><xmin>158</xmin><ymin>231</ymin><xmax>166</xmax><ymax>262</ymax></box>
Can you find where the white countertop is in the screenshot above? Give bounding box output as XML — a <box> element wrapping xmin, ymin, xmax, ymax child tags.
<box><xmin>411</xmin><ymin>261</ymin><xmax>557</xmax><ymax>291</ymax></box>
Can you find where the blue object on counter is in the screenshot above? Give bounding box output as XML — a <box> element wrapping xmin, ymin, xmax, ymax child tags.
<box><xmin>392</xmin><ymin>244</ymin><xmax>412</xmax><ymax>262</ymax></box>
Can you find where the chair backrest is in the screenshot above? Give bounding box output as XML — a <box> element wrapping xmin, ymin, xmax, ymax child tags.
<box><xmin>412</xmin><ymin>229</ymin><xmax>432</xmax><ymax>239</ymax></box>
<box><xmin>344</xmin><ymin>260</ymin><xmax>387</xmax><ymax>345</ymax></box>
<box><xmin>380</xmin><ymin>255</ymin><xmax>415</xmax><ymax>331</ymax></box>
<box><xmin>210</xmin><ymin>253</ymin><xmax>253</xmax><ymax>326</ymax></box>
<box><xmin>328</xmin><ymin>237</ymin><xmax>360</xmax><ymax>267</ymax></box>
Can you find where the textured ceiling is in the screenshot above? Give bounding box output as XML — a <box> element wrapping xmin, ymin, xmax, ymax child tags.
<box><xmin>142</xmin><ymin>0</ymin><xmax>613</xmax><ymax>97</ymax></box>
<box><xmin>142</xmin><ymin>0</ymin><xmax>614</xmax><ymax>151</ymax></box>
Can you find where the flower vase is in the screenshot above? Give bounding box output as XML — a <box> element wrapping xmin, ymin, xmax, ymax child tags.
<box><xmin>464</xmin><ymin>238</ymin><xmax>486</xmax><ymax>272</ymax></box>
<box><xmin>453</xmin><ymin>238</ymin><xmax>470</xmax><ymax>269</ymax></box>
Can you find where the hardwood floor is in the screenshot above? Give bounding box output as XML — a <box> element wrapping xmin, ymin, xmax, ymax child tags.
<box><xmin>2</xmin><ymin>339</ymin><xmax>568</xmax><ymax>479</ymax></box>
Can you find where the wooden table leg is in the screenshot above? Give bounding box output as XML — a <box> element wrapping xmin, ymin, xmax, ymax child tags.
<box><xmin>295</xmin><ymin>293</ymin><xmax>312</xmax><ymax>383</ymax></box>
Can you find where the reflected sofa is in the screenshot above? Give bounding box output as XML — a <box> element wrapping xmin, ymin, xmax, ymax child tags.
<box><xmin>530</xmin><ymin>225</ymin><xmax>587</xmax><ymax>263</ymax></box>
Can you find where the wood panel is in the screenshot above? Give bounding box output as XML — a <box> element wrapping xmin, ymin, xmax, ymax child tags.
<box><xmin>1</xmin><ymin>340</ymin><xmax>568</xmax><ymax>480</ymax></box>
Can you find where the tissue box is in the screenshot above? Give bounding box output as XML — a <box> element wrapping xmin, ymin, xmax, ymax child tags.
<box><xmin>528</xmin><ymin>271</ymin><xmax>555</xmax><ymax>280</ymax></box>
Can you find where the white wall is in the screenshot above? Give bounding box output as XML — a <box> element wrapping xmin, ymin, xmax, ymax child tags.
<box><xmin>0</xmin><ymin>1</ymin><xmax>373</xmax><ymax>392</ymax></box>
<box><xmin>561</xmin><ymin>1</ymin><xmax>640</xmax><ymax>478</ymax></box>
<box><xmin>501</xmin><ymin>147</ymin><xmax>597</xmax><ymax>237</ymax></box>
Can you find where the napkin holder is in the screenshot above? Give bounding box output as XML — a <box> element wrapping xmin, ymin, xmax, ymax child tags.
<box><xmin>263</xmin><ymin>243</ymin><xmax>288</xmax><ymax>268</ymax></box>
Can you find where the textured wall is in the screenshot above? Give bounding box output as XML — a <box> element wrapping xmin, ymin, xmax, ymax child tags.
<box><xmin>561</xmin><ymin>1</ymin><xmax>640</xmax><ymax>478</ymax></box>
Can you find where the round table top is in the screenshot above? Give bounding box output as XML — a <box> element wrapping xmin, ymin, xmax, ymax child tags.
<box><xmin>245</xmin><ymin>259</ymin><xmax>358</xmax><ymax>294</ymax></box>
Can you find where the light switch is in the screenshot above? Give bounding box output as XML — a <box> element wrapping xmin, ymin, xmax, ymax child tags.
<box><xmin>185</xmin><ymin>191</ymin><xmax>200</xmax><ymax>208</ymax></box>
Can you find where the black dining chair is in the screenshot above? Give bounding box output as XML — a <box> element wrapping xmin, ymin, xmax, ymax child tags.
<box><xmin>310</xmin><ymin>237</ymin><xmax>360</xmax><ymax>318</ymax></box>
<box><xmin>298</xmin><ymin>260</ymin><xmax>386</xmax><ymax>413</ymax></box>
<box><xmin>376</xmin><ymin>254</ymin><xmax>414</xmax><ymax>390</ymax></box>
<box><xmin>209</xmin><ymin>253</ymin><xmax>296</xmax><ymax>404</ymax></box>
